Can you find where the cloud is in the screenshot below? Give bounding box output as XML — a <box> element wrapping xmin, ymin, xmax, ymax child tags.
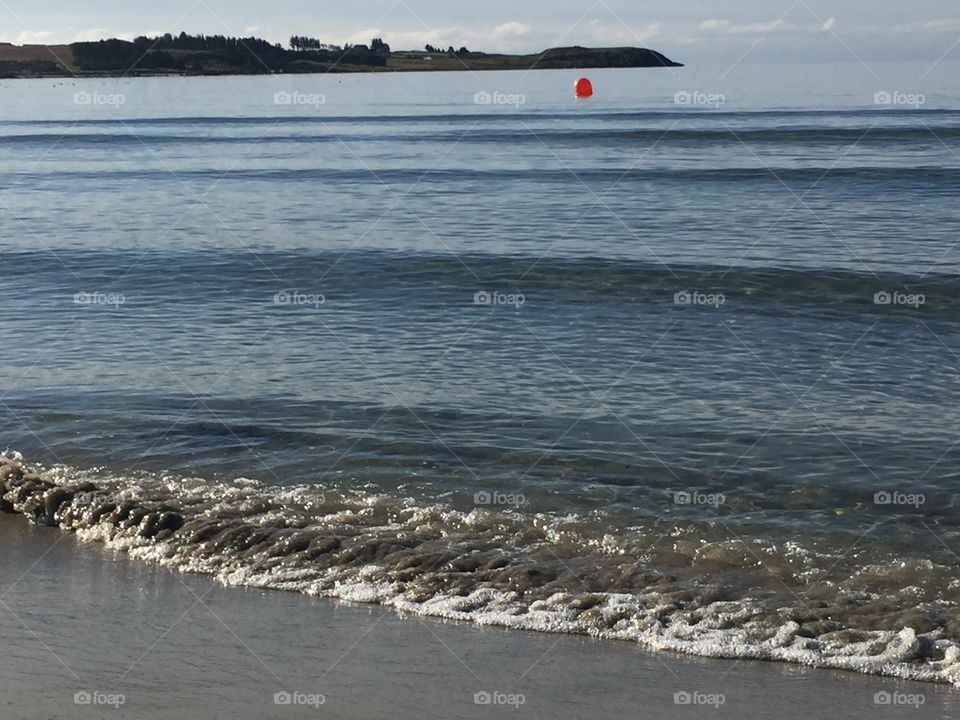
<box><xmin>697</xmin><ymin>17</ymin><xmax>851</xmax><ymax>37</ymax></box>
<box><xmin>14</xmin><ymin>31</ymin><xmax>56</xmax><ymax>44</ymax></box>
<box><xmin>888</xmin><ymin>17</ymin><xmax>960</xmax><ymax>34</ymax></box>
<box><xmin>698</xmin><ymin>19</ymin><xmax>792</xmax><ymax>35</ymax></box>
<box><xmin>492</xmin><ymin>21</ymin><xmax>530</xmax><ymax>38</ymax></box>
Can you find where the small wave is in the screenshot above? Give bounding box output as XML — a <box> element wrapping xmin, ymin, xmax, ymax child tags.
<box><xmin>5</xmin><ymin>167</ymin><xmax>960</xmax><ymax>187</ymax></box>
<box><xmin>1</xmin><ymin>108</ymin><xmax>958</xmax><ymax>128</ymax></box>
<box><xmin>4</xmin><ymin>126</ymin><xmax>960</xmax><ymax>148</ymax></box>
<box><xmin>2</xmin><ymin>453</ymin><xmax>960</xmax><ymax>686</ymax></box>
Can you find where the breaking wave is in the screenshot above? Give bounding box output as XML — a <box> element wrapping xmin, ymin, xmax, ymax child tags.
<box><xmin>2</xmin><ymin>452</ymin><xmax>960</xmax><ymax>686</ymax></box>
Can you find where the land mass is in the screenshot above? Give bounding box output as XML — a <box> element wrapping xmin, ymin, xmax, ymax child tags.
<box><xmin>0</xmin><ymin>33</ymin><xmax>682</xmax><ymax>78</ymax></box>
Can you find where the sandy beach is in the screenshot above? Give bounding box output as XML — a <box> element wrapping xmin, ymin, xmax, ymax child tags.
<box><xmin>1</xmin><ymin>515</ymin><xmax>955</xmax><ymax>719</ymax></box>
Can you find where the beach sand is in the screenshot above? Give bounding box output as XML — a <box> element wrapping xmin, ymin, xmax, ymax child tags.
<box><xmin>1</xmin><ymin>516</ymin><xmax>956</xmax><ymax>719</ymax></box>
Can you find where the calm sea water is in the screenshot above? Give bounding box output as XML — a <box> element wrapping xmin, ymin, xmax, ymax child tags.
<box><xmin>1</xmin><ymin>63</ymin><xmax>959</xmax><ymax>682</ymax></box>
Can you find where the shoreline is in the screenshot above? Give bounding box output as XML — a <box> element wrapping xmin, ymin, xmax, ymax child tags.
<box><xmin>1</xmin><ymin>514</ymin><xmax>956</xmax><ymax>719</ymax></box>
<box><xmin>2</xmin><ymin>454</ymin><xmax>960</xmax><ymax>693</ymax></box>
<box><xmin>0</xmin><ymin>64</ymin><xmax>679</xmax><ymax>80</ymax></box>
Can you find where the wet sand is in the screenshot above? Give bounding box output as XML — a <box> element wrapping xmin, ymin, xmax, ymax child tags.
<box><xmin>0</xmin><ymin>515</ymin><xmax>956</xmax><ymax>720</ymax></box>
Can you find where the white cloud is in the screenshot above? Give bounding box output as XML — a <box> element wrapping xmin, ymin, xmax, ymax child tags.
<box><xmin>14</xmin><ymin>30</ymin><xmax>56</xmax><ymax>44</ymax></box>
<box><xmin>493</xmin><ymin>21</ymin><xmax>530</xmax><ymax>38</ymax></box>
<box><xmin>697</xmin><ymin>17</ymin><xmax>849</xmax><ymax>37</ymax></box>
<box><xmin>698</xmin><ymin>19</ymin><xmax>792</xmax><ymax>35</ymax></box>
<box><xmin>889</xmin><ymin>17</ymin><xmax>960</xmax><ymax>34</ymax></box>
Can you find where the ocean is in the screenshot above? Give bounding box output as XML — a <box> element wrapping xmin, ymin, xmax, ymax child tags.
<box><xmin>1</xmin><ymin>62</ymin><xmax>959</xmax><ymax>688</ymax></box>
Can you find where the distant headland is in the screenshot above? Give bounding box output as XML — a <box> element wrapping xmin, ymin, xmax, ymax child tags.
<box><xmin>0</xmin><ymin>33</ymin><xmax>682</xmax><ymax>78</ymax></box>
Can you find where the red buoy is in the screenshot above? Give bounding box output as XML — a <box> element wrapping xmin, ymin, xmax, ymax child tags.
<box><xmin>574</xmin><ymin>77</ymin><xmax>593</xmax><ymax>98</ymax></box>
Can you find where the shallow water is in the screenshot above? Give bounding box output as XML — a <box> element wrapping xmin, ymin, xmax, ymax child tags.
<box><xmin>1</xmin><ymin>63</ymin><xmax>959</xmax><ymax>685</ymax></box>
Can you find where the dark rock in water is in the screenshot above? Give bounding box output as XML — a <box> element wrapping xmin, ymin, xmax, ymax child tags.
<box><xmin>158</xmin><ymin>511</ymin><xmax>184</xmax><ymax>532</ymax></box>
<box><xmin>0</xmin><ymin>464</ymin><xmax>24</xmax><ymax>489</ymax></box>
<box><xmin>122</xmin><ymin>506</ymin><xmax>151</xmax><ymax>529</ymax></box>
<box><xmin>17</xmin><ymin>479</ymin><xmax>57</xmax><ymax>523</ymax></box>
<box><xmin>137</xmin><ymin>511</ymin><xmax>183</xmax><ymax>538</ymax></box>
<box><xmin>138</xmin><ymin>512</ymin><xmax>162</xmax><ymax>538</ymax></box>
<box><xmin>89</xmin><ymin>501</ymin><xmax>118</xmax><ymax>523</ymax></box>
<box><xmin>15</xmin><ymin>479</ymin><xmax>50</xmax><ymax>504</ymax></box>
<box><xmin>41</xmin><ymin>488</ymin><xmax>75</xmax><ymax>526</ymax></box>
<box><xmin>112</xmin><ymin>501</ymin><xmax>137</xmax><ymax>522</ymax></box>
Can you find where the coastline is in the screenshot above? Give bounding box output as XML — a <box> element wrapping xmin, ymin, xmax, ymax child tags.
<box><xmin>1</xmin><ymin>515</ymin><xmax>955</xmax><ymax>719</ymax></box>
<box><xmin>3</xmin><ymin>454</ymin><xmax>960</xmax><ymax>694</ymax></box>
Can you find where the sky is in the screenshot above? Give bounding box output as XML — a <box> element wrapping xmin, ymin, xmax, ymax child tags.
<box><xmin>2</xmin><ymin>0</ymin><xmax>959</xmax><ymax>65</ymax></box>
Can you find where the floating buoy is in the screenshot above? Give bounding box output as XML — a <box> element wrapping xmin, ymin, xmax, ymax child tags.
<box><xmin>574</xmin><ymin>77</ymin><xmax>593</xmax><ymax>98</ymax></box>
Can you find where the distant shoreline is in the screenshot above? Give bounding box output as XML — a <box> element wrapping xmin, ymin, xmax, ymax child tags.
<box><xmin>0</xmin><ymin>38</ymin><xmax>682</xmax><ymax>79</ymax></box>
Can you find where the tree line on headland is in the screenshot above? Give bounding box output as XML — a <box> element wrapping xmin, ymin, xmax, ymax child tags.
<box><xmin>70</xmin><ymin>33</ymin><xmax>395</xmax><ymax>73</ymax></box>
